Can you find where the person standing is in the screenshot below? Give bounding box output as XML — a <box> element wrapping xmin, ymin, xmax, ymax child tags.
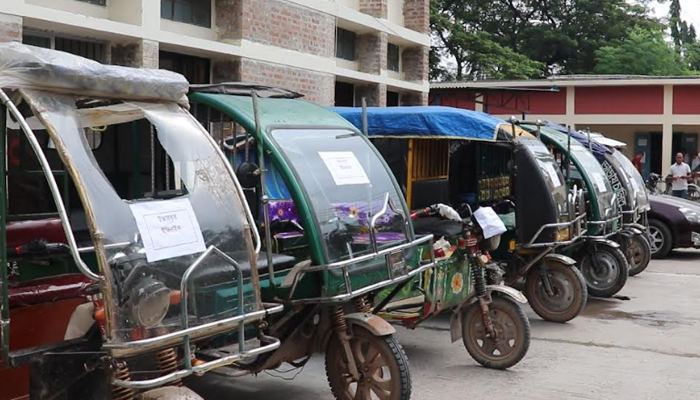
<box><xmin>632</xmin><ymin>151</ymin><xmax>644</xmax><ymax>174</ymax></box>
<box><xmin>667</xmin><ymin>152</ymin><xmax>692</xmax><ymax>198</ymax></box>
<box><xmin>690</xmin><ymin>150</ymin><xmax>700</xmax><ymax>171</ymax></box>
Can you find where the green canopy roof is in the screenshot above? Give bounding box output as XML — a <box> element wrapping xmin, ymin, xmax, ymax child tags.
<box><xmin>189</xmin><ymin>92</ymin><xmax>357</xmax><ymax>134</ymax></box>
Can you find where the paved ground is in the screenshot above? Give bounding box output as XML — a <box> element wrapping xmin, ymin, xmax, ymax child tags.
<box><xmin>188</xmin><ymin>250</ymin><xmax>700</xmax><ymax>400</ymax></box>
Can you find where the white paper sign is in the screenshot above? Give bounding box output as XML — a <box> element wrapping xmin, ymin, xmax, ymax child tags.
<box><xmin>473</xmin><ymin>207</ymin><xmax>507</xmax><ymax>239</ymax></box>
<box><xmin>543</xmin><ymin>163</ymin><xmax>562</xmax><ymax>187</ymax></box>
<box><xmin>591</xmin><ymin>173</ymin><xmax>609</xmax><ymax>193</ymax></box>
<box><xmin>318</xmin><ymin>151</ymin><xmax>370</xmax><ymax>186</ymax></box>
<box><xmin>129</xmin><ymin>198</ymin><xmax>206</xmax><ymax>262</ymax></box>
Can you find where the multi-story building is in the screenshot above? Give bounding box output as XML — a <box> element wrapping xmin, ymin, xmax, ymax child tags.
<box><xmin>0</xmin><ymin>0</ymin><xmax>429</xmax><ymax>106</ymax></box>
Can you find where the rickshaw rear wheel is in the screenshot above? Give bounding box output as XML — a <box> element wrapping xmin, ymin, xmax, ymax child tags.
<box><xmin>579</xmin><ymin>244</ymin><xmax>629</xmax><ymax>297</ymax></box>
<box><xmin>325</xmin><ymin>327</ymin><xmax>411</xmax><ymax>400</ymax></box>
<box><xmin>524</xmin><ymin>261</ymin><xmax>587</xmax><ymax>323</ymax></box>
<box><xmin>627</xmin><ymin>233</ymin><xmax>652</xmax><ymax>276</ymax></box>
<box><xmin>462</xmin><ymin>296</ymin><xmax>530</xmax><ymax>370</ymax></box>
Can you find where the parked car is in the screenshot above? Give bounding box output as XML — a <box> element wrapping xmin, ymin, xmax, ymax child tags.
<box><xmin>648</xmin><ymin>194</ymin><xmax>700</xmax><ymax>258</ymax></box>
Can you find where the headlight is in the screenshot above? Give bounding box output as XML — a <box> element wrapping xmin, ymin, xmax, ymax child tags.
<box><xmin>556</xmin><ymin>229</ymin><xmax>570</xmax><ymax>242</ymax></box>
<box><xmin>482</xmin><ymin>234</ymin><xmax>501</xmax><ymax>251</ymax></box>
<box><xmin>130</xmin><ymin>277</ymin><xmax>171</xmax><ymax>328</ymax></box>
<box><xmin>679</xmin><ymin>207</ymin><xmax>700</xmax><ymax>223</ymax></box>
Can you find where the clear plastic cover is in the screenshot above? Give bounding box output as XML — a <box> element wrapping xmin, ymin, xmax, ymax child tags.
<box><xmin>0</xmin><ymin>42</ymin><xmax>189</xmax><ymax>106</ymax></box>
<box><xmin>21</xmin><ymin>89</ymin><xmax>256</xmax><ymax>343</ymax></box>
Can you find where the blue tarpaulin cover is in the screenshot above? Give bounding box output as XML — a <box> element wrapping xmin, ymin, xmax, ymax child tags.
<box><xmin>331</xmin><ymin>106</ymin><xmax>501</xmax><ymax>140</ymax></box>
<box><xmin>542</xmin><ymin>121</ymin><xmax>611</xmax><ymax>161</ymax></box>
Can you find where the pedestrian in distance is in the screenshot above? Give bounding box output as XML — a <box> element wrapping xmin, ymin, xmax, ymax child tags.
<box><xmin>632</xmin><ymin>151</ymin><xmax>644</xmax><ymax>174</ymax></box>
<box><xmin>667</xmin><ymin>152</ymin><xmax>692</xmax><ymax>198</ymax></box>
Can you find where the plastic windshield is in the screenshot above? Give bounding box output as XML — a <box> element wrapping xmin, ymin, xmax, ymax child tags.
<box><xmin>612</xmin><ymin>150</ymin><xmax>649</xmax><ymax>209</ymax></box>
<box><xmin>569</xmin><ymin>139</ymin><xmax>616</xmax><ymax>218</ymax></box>
<box><xmin>518</xmin><ymin>136</ymin><xmax>568</xmax><ymax>214</ymax></box>
<box><xmin>269</xmin><ymin>128</ymin><xmax>409</xmax><ymax>264</ymax></box>
<box><xmin>21</xmin><ymin>89</ymin><xmax>255</xmax><ymax>343</ymax></box>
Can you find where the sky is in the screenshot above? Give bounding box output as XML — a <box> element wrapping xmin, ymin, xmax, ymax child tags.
<box><xmin>650</xmin><ymin>0</ymin><xmax>700</xmax><ymax>28</ymax></box>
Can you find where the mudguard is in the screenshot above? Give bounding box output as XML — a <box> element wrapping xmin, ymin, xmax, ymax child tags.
<box><xmin>544</xmin><ymin>253</ymin><xmax>576</xmax><ymax>266</ymax></box>
<box><xmin>138</xmin><ymin>386</ymin><xmax>204</xmax><ymax>400</ymax></box>
<box><xmin>590</xmin><ymin>238</ymin><xmax>620</xmax><ymax>248</ymax></box>
<box><xmin>346</xmin><ymin>312</ymin><xmax>396</xmax><ymax>336</ymax></box>
<box><xmin>449</xmin><ymin>285</ymin><xmax>527</xmax><ymax>343</ymax></box>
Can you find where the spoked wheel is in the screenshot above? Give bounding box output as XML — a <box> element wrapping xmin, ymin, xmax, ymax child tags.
<box><xmin>648</xmin><ymin>219</ymin><xmax>673</xmax><ymax>259</ymax></box>
<box><xmin>326</xmin><ymin>327</ymin><xmax>411</xmax><ymax>400</ymax></box>
<box><xmin>462</xmin><ymin>296</ymin><xmax>530</xmax><ymax>369</ymax></box>
<box><xmin>525</xmin><ymin>261</ymin><xmax>588</xmax><ymax>323</ymax></box>
<box><xmin>579</xmin><ymin>244</ymin><xmax>629</xmax><ymax>297</ymax></box>
<box><xmin>626</xmin><ymin>233</ymin><xmax>652</xmax><ymax>276</ymax></box>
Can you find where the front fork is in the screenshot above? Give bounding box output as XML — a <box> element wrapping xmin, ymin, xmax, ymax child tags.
<box><xmin>469</xmin><ymin>252</ymin><xmax>497</xmax><ymax>339</ymax></box>
<box><xmin>332</xmin><ymin>297</ymin><xmax>375</xmax><ymax>381</ymax></box>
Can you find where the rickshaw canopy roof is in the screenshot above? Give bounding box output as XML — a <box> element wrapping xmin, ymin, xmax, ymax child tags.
<box><xmin>189</xmin><ymin>92</ymin><xmax>357</xmax><ymax>134</ymax></box>
<box><xmin>0</xmin><ymin>42</ymin><xmax>189</xmax><ymax>105</ymax></box>
<box><xmin>538</xmin><ymin>121</ymin><xmax>613</xmax><ymax>162</ymax></box>
<box><xmin>330</xmin><ymin>106</ymin><xmax>501</xmax><ymax>140</ymax></box>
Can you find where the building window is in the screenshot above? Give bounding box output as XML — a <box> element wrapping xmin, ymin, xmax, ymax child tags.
<box><xmin>335</xmin><ymin>81</ymin><xmax>355</xmax><ymax>106</ymax></box>
<box><xmin>159</xmin><ymin>51</ymin><xmax>211</xmax><ymax>84</ymax></box>
<box><xmin>336</xmin><ymin>28</ymin><xmax>356</xmax><ymax>61</ymax></box>
<box><xmin>161</xmin><ymin>0</ymin><xmax>212</xmax><ymax>28</ymax></box>
<box><xmin>23</xmin><ymin>33</ymin><xmax>106</xmax><ymax>63</ymax></box>
<box><xmin>387</xmin><ymin>91</ymin><xmax>399</xmax><ymax>106</ymax></box>
<box><xmin>76</xmin><ymin>0</ymin><xmax>106</xmax><ymax>5</ymax></box>
<box><xmin>388</xmin><ymin>43</ymin><xmax>400</xmax><ymax>72</ymax></box>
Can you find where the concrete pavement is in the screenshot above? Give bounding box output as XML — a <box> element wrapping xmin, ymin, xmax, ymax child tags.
<box><xmin>188</xmin><ymin>250</ymin><xmax>700</xmax><ymax>400</ymax></box>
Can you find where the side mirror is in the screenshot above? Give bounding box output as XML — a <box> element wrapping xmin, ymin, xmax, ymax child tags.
<box><xmin>236</xmin><ymin>162</ymin><xmax>261</xmax><ymax>189</ymax></box>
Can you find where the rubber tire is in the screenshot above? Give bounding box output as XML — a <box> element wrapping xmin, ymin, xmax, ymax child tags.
<box><xmin>627</xmin><ymin>233</ymin><xmax>652</xmax><ymax>276</ymax></box>
<box><xmin>648</xmin><ymin>219</ymin><xmax>673</xmax><ymax>259</ymax></box>
<box><xmin>462</xmin><ymin>296</ymin><xmax>531</xmax><ymax>370</ymax></box>
<box><xmin>580</xmin><ymin>244</ymin><xmax>629</xmax><ymax>298</ymax></box>
<box><xmin>524</xmin><ymin>261</ymin><xmax>588</xmax><ymax>323</ymax></box>
<box><xmin>325</xmin><ymin>327</ymin><xmax>411</xmax><ymax>400</ymax></box>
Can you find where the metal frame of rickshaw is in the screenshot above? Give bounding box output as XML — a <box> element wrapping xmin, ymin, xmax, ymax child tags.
<box><xmin>0</xmin><ymin>86</ymin><xmax>287</xmax><ymax>391</ymax></box>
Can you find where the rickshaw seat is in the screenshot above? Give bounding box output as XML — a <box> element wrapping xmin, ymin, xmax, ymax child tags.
<box><xmin>8</xmin><ymin>273</ymin><xmax>93</xmax><ymax>309</ymax></box>
<box><xmin>6</xmin><ymin>218</ymin><xmax>67</xmax><ymax>249</ymax></box>
<box><xmin>253</xmin><ymin>252</ymin><xmax>297</xmax><ymax>275</ymax></box>
<box><xmin>412</xmin><ymin>216</ymin><xmax>462</xmax><ymax>238</ymax></box>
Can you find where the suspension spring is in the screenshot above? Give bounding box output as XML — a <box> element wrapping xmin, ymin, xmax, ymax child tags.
<box><xmin>332</xmin><ymin>306</ymin><xmax>348</xmax><ymax>333</ymax></box>
<box><xmin>155</xmin><ymin>347</ymin><xmax>181</xmax><ymax>386</ymax></box>
<box><xmin>471</xmin><ymin>259</ymin><xmax>486</xmax><ymax>296</ymax></box>
<box><xmin>111</xmin><ymin>362</ymin><xmax>134</xmax><ymax>400</ymax></box>
<box><xmin>354</xmin><ymin>296</ymin><xmax>372</xmax><ymax>313</ymax></box>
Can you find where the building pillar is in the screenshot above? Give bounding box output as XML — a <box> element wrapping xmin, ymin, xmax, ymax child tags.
<box><xmin>110</xmin><ymin>39</ymin><xmax>159</xmax><ymax>68</ymax></box>
<box><xmin>400</xmin><ymin>91</ymin><xmax>427</xmax><ymax>106</ymax></box>
<box><xmin>359</xmin><ymin>0</ymin><xmax>388</xmax><ymax>19</ymax></box>
<box><xmin>215</xmin><ymin>0</ymin><xmax>242</xmax><ymax>43</ymax></box>
<box><xmin>401</xmin><ymin>46</ymin><xmax>428</xmax><ymax>83</ymax></box>
<box><xmin>355</xmin><ymin>83</ymin><xmax>386</xmax><ymax>107</ymax></box>
<box><xmin>356</xmin><ymin>32</ymin><xmax>387</xmax><ymax>75</ymax></box>
<box><xmin>0</xmin><ymin>13</ymin><xmax>22</xmax><ymax>43</ymax></box>
<box><xmin>211</xmin><ymin>57</ymin><xmax>241</xmax><ymax>83</ymax></box>
<box><xmin>662</xmin><ymin>85</ymin><xmax>674</xmax><ymax>175</ymax></box>
<box><xmin>403</xmin><ymin>0</ymin><xmax>429</xmax><ymax>33</ymax></box>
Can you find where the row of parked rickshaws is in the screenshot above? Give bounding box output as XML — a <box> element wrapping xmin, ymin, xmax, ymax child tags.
<box><xmin>0</xmin><ymin>43</ymin><xmax>651</xmax><ymax>400</ymax></box>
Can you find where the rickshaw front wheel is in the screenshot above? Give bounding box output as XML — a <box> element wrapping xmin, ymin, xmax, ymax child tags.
<box><xmin>462</xmin><ymin>296</ymin><xmax>530</xmax><ymax>370</ymax></box>
<box><xmin>325</xmin><ymin>327</ymin><xmax>411</xmax><ymax>400</ymax></box>
<box><xmin>626</xmin><ymin>233</ymin><xmax>652</xmax><ymax>276</ymax></box>
<box><xmin>579</xmin><ymin>244</ymin><xmax>629</xmax><ymax>297</ymax></box>
<box><xmin>524</xmin><ymin>261</ymin><xmax>588</xmax><ymax>323</ymax></box>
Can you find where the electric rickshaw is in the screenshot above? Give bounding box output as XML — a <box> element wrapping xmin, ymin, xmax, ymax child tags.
<box><xmin>188</xmin><ymin>84</ymin><xmax>437</xmax><ymax>400</ymax></box>
<box><xmin>542</xmin><ymin>122</ymin><xmax>652</xmax><ymax>276</ymax></box>
<box><xmin>329</xmin><ymin>106</ymin><xmax>532</xmax><ymax>369</ymax></box>
<box><xmin>0</xmin><ymin>43</ymin><xmax>286</xmax><ymax>400</ymax></box>
<box><xmin>519</xmin><ymin>123</ymin><xmax>630</xmax><ymax>297</ymax></box>
<box><xmin>334</xmin><ymin>106</ymin><xmax>588</xmax><ymax>324</ymax></box>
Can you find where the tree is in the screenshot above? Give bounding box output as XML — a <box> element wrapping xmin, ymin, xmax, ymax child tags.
<box><xmin>430</xmin><ymin>0</ymin><xmax>663</xmax><ymax>80</ymax></box>
<box><xmin>593</xmin><ymin>28</ymin><xmax>696</xmax><ymax>75</ymax></box>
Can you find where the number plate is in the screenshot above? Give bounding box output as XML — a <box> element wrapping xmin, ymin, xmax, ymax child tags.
<box><xmin>388</xmin><ymin>250</ymin><xmax>407</xmax><ymax>277</ymax></box>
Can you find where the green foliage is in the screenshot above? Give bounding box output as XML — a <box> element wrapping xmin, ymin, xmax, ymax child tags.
<box><xmin>430</xmin><ymin>0</ymin><xmax>673</xmax><ymax>80</ymax></box>
<box><xmin>593</xmin><ymin>28</ymin><xmax>697</xmax><ymax>75</ymax></box>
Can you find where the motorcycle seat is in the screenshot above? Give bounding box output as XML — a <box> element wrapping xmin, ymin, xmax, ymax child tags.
<box><xmin>412</xmin><ymin>217</ymin><xmax>462</xmax><ymax>238</ymax></box>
